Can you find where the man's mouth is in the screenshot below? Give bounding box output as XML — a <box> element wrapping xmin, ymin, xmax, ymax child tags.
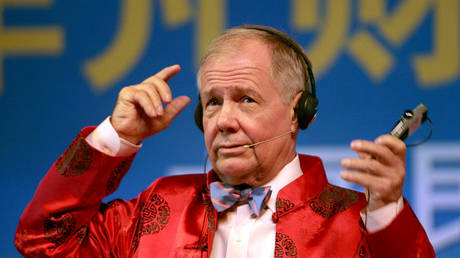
<box><xmin>217</xmin><ymin>143</ymin><xmax>248</xmax><ymax>154</ymax></box>
<box><xmin>221</xmin><ymin>144</ymin><xmax>243</xmax><ymax>148</ymax></box>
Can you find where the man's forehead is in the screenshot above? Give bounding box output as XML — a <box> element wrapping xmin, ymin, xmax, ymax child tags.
<box><xmin>200</xmin><ymin>41</ymin><xmax>272</xmax><ymax>78</ymax></box>
<box><xmin>202</xmin><ymin>39</ymin><xmax>272</xmax><ymax>67</ymax></box>
<box><xmin>202</xmin><ymin>59</ymin><xmax>259</xmax><ymax>72</ymax></box>
<box><xmin>199</xmin><ymin>62</ymin><xmax>272</xmax><ymax>95</ymax></box>
<box><xmin>197</xmin><ymin>38</ymin><xmax>276</xmax><ymax>94</ymax></box>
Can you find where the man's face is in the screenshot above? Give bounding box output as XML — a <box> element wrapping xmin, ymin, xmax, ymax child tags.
<box><xmin>199</xmin><ymin>39</ymin><xmax>298</xmax><ymax>187</ymax></box>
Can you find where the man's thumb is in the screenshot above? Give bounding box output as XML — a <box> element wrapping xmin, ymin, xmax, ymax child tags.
<box><xmin>162</xmin><ymin>96</ymin><xmax>191</xmax><ymax>122</ymax></box>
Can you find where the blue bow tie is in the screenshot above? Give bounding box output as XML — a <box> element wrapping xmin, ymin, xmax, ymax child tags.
<box><xmin>209</xmin><ymin>181</ymin><xmax>272</xmax><ymax>217</ymax></box>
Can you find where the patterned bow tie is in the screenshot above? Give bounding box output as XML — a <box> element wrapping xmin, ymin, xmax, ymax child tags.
<box><xmin>209</xmin><ymin>181</ymin><xmax>272</xmax><ymax>217</ymax></box>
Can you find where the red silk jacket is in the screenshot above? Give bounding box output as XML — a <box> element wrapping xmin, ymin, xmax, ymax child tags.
<box><xmin>15</xmin><ymin>127</ymin><xmax>435</xmax><ymax>257</ymax></box>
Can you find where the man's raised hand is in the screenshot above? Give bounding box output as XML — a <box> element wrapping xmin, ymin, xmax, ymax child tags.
<box><xmin>340</xmin><ymin>135</ymin><xmax>406</xmax><ymax>211</ymax></box>
<box><xmin>111</xmin><ymin>65</ymin><xmax>191</xmax><ymax>144</ymax></box>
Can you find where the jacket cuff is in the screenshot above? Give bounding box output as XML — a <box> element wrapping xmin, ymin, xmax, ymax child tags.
<box><xmin>367</xmin><ymin>198</ymin><xmax>435</xmax><ymax>257</ymax></box>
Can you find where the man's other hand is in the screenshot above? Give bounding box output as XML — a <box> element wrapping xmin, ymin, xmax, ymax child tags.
<box><xmin>340</xmin><ymin>135</ymin><xmax>406</xmax><ymax>211</ymax></box>
<box><xmin>111</xmin><ymin>65</ymin><xmax>191</xmax><ymax>144</ymax></box>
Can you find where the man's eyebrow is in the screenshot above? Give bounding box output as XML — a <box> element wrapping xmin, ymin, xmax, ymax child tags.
<box><xmin>200</xmin><ymin>87</ymin><xmax>220</xmax><ymax>98</ymax></box>
<box><xmin>238</xmin><ymin>87</ymin><xmax>263</xmax><ymax>100</ymax></box>
<box><xmin>201</xmin><ymin>86</ymin><xmax>264</xmax><ymax>100</ymax></box>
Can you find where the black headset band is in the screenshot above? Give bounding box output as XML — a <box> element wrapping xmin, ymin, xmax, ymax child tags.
<box><xmin>240</xmin><ymin>25</ymin><xmax>316</xmax><ymax>98</ymax></box>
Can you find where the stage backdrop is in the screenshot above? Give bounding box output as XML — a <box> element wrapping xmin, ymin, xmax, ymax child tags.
<box><xmin>1</xmin><ymin>1</ymin><xmax>459</xmax><ymax>256</ymax></box>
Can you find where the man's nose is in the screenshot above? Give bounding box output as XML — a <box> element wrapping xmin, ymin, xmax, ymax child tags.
<box><xmin>216</xmin><ymin>102</ymin><xmax>239</xmax><ymax>133</ymax></box>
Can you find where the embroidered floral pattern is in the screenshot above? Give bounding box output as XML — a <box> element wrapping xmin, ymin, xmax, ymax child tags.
<box><xmin>184</xmin><ymin>232</ymin><xmax>208</xmax><ymax>252</ymax></box>
<box><xmin>107</xmin><ymin>199</ymin><xmax>123</xmax><ymax>208</ymax></box>
<box><xmin>106</xmin><ymin>154</ymin><xmax>135</xmax><ymax>195</ymax></box>
<box><xmin>359</xmin><ymin>245</ymin><xmax>369</xmax><ymax>258</ymax></box>
<box><xmin>76</xmin><ymin>224</ymin><xmax>88</xmax><ymax>245</ymax></box>
<box><xmin>131</xmin><ymin>217</ymin><xmax>143</xmax><ymax>250</ymax></box>
<box><xmin>55</xmin><ymin>136</ymin><xmax>93</xmax><ymax>177</ymax></box>
<box><xmin>272</xmin><ymin>198</ymin><xmax>296</xmax><ymax>222</ymax></box>
<box><xmin>142</xmin><ymin>194</ymin><xmax>170</xmax><ymax>233</ymax></box>
<box><xmin>98</xmin><ymin>199</ymin><xmax>123</xmax><ymax>215</ymax></box>
<box><xmin>132</xmin><ymin>194</ymin><xmax>170</xmax><ymax>250</ymax></box>
<box><xmin>275</xmin><ymin>233</ymin><xmax>298</xmax><ymax>257</ymax></box>
<box><xmin>309</xmin><ymin>184</ymin><xmax>359</xmax><ymax>218</ymax></box>
<box><xmin>206</xmin><ymin>203</ymin><xmax>216</xmax><ymax>232</ymax></box>
<box><xmin>44</xmin><ymin>212</ymin><xmax>76</xmax><ymax>246</ymax></box>
<box><xmin>200</xmin><ymin>232</ymin><xmax>209</xmax><ymax>252</ymax></box>
<box><xmin>276</xmin><ymin>198</ymin><xmax>295</xmax><ymax>214</ymax></box>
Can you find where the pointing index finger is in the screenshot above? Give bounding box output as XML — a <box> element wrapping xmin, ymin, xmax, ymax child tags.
<box><xmin>142</xmin><ymin>64</ymin><xmax>181</xmax><ymax>103</ymax></box>
<box><xmin>143</xmin><ymin>64</ymin><xmax>181</xmax><ymax>84</ymax></box>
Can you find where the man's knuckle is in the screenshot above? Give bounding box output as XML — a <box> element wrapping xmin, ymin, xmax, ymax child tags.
<box><xmin>368</xmin><ymin>160</ymin><xmax>379</xmax><ymax>171</ymax></box>
<box><xmin>119</xmin><ymin>87</ymin><xmax>131</xmax><ymax>96</ymax></box>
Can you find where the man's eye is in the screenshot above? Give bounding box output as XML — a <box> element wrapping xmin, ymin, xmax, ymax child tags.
<box><xmin>207</xmin><ymin>98</ymin><xmax>219</xmax><ymax>106</ymax></box>
<box><xmin>242</xmin><ymin>96</ymin><xmax>255</xmax><ymax>103</ymax></box>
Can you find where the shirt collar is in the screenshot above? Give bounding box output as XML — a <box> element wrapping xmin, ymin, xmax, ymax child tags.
<box><xmin>263</xmin><ymin>154</ymin><xmax>303</xmax><ymax>212</ymax></box>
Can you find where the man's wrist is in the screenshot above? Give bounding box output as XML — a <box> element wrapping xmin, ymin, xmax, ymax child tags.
<box><xmin>361</xmin><ymin>196</ymin><xmax>404</xmax><ymax>233</ymax></box>
<box><xmin>86</xmin><ymin>116</ymin><xmax>141</xmax><ymax>156</ymax></box>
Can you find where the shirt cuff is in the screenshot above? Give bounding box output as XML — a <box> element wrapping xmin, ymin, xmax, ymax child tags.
<box><xmin>360</xmin><ymin>196</ymin><xmax>404</xmax><ymax>233</ymax></box>
<box><xmin>85</xmin><ymin>116</ymin><xmax>141</xmax><ymax>156</ymax></box>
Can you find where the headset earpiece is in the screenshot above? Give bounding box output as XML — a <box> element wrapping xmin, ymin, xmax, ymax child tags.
<box><xmin>296</xmin><ymin>91</ymin><xmax>318</xmax><ymax>130</ymax></box>
<box><xmin>195</xmin><ymin>96</ymin><xmax>204</xmax><ymax>132</ymax></box>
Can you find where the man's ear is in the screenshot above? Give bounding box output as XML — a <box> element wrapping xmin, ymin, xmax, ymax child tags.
<box><xmin>290</xmin><ymin>91</ymin><xmax>304</xmax><ymax>131</ymax></box>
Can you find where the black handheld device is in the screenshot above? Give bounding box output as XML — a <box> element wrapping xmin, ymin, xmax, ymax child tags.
<box><xmin>390</xmin><ymin>103</ymin><xmax>428</xmax><ymax>140</ymax></box>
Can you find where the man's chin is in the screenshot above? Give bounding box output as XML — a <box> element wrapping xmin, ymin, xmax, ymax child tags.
<box><xmin>214</xmin><ymin>158</ymin><xmax>256</xmax><ymax>184</ymax></box>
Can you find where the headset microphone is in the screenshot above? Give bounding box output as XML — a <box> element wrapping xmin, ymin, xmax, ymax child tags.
<box><xmin>242</xmin><ymin>130</ymin><xmax>294</xmax><ymax>148</ymax></box>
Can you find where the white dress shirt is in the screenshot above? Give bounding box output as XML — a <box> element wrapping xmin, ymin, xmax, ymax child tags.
<box><xmin>85</xmin><ymin>117</ymin><xmax>404</xmax><ymax>257</ymax></box>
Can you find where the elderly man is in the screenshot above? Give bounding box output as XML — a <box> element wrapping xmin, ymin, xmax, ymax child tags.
<box><xmin>15</xmin><ymin>25</ymin><xmax>434</xmax><ymax>257</ymax></box>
